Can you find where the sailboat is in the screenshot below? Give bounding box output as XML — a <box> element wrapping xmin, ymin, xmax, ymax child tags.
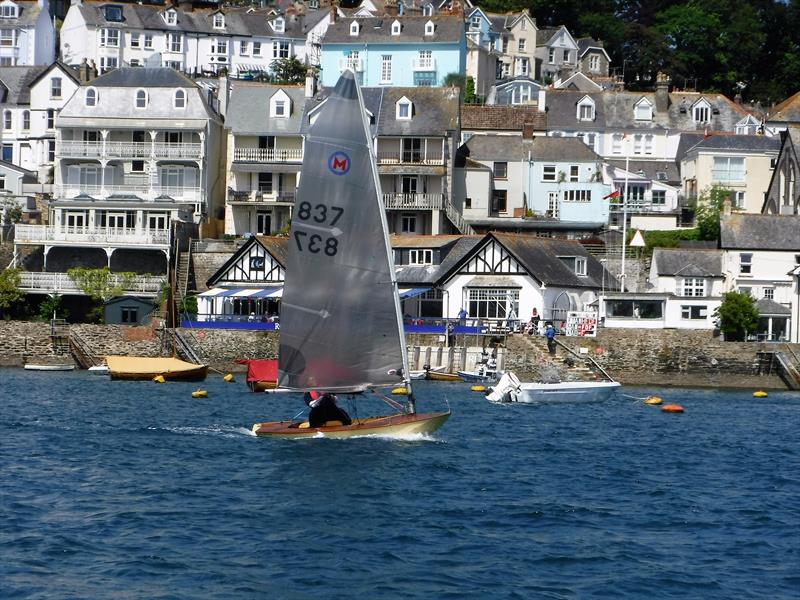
<box><xmin>251</xmin><ymin>71</ymin><xmax>450</xmax><ymax>438</ymax></box>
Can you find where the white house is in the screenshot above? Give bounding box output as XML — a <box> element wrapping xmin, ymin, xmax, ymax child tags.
<box><xmin>0</xmin><ymin>0</ymin><xmax>55</xmax><ymax>66</ymax></box>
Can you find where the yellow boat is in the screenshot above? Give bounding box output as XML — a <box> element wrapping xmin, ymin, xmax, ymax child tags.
<box><xmin>106</xmin><ymin>356</ymin><xmax>208</xmax><ymax>382</ymax></box>
<box><xmin>425</xmin><ymin>369</ymin><xmax>463</xmax><ymax>382</ymax></box>
<box><xmin>252</xmin><ymin>411</ymin><xmax>450</xmax><ymax>439</ymax></box>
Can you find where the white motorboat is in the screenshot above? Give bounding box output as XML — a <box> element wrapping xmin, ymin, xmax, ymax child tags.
<box><xmin>88</xmin><ymin>364</ymin><xmax>109</xmax><ymax>375</ymax></box>
<box><xmin>487</xmin><ymin>371</ymin><xmax>620</xmax><ymax>404</ymax></box>
<box><xmin>24</xmin><ymin>363</ymin><xmax>75</xmax><ymax>371</ymax></box>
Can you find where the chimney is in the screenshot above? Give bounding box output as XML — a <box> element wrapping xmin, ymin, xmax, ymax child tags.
<box><xmin>384</xmin><ymin>0</ymin><xmax>397</xmax><ymax>17</ymax></box>
<box><xmin>305</xmin><ymin>68</ymin><xmax>317</xmax><ymax>98</ymax></box>
<box><xmin>217</xmin><ymin>73</ymin><xmax>229</xmax><ymax>117</ymax></box>
<box><xmin>88</xmin><ymin>59</ymin><xmax>98</xmax><ymax>79</ymax></box>
<box><xmin>655</xmin><ymin>72</ymin><xmax>670</xmax><ymax>113</ymax></box>
<box><xmin>723</xmin><ymin>197</ymin><xmax>732</xmax><ymax>216</ymax></box>
<box><xmin>329</xmin><ymin>3</ymin><xmax>337</xmax><ymax>23</ymax></box>
<box><xmin>78</xmin><ymin>57</ymin><xmax>91</xmax><ymax>83</ymax></box>
<box><xmin>522</xmin><ymin>122</ymin><xmax>534</xmax><ymax>139</ymax></box>
<box><xmin>537</xmin><ymin>89</ymin><xmax>546</xmax><ymax>112</ymax></box>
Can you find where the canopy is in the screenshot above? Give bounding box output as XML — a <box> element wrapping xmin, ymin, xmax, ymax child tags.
<box><xmin>199</xmin><ymin>287</ymin><xmax>283</xmax><ymax>298</ymax></box>
<box><xmin>238</xmin><ymin>359</ymin><xmax>279</xmax><ymax>384</ymax></box>
<box><xmin>399</xmin><ymin>288</ymin><xmax>429</xmax><ymax>299</ymax></box>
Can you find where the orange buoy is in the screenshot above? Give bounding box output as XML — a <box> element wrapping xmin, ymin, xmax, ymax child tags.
<box><xmin>661</xmin><ymin>404</ymin><xmax>684</xmax><ymax>413</ymax></box>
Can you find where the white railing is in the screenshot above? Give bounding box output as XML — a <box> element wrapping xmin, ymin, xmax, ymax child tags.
<box><xmin>18</xmin><ymin>271</ymin><xmax>166</xmax><ymax>296</ymax></box>
<box><xmin>227</xmin><ymin>190</ymin><xmax>296</xmax><ymax>203</ymax></box>
<box><xmin>338</xmin><ymin>57</ymin><xmax>364</xmax><ymax>71</ymax></box>
<box><xmin>446</xmin><ymin>201</ymin><xmax>473</xmax><ymax>234</ymax></box>
<box><xmin>376</xmin><ymin>151</ymin><xmax>445</xmax><ymax>165</ymax></box>
<box><xmin>233</xmin><ymin>148</ymin><xmax>303</xmax><ymax>163</ymax></box>
<box><xmin>412</xmin><ymin>57</ymin><xmax>436</xmax><ymax>71</ymax></box>
<box><xmin>57</xmin><ymin>140</ymin><xmax>203</xmax><ymax>160</ymax></box>
<box><xmin>382</xmin><ymin>193</ymin><xmax>443</xmax><ymax>210</ymax></box>
<box><xmin>14</xmin><ymin>224</ymin><xmax>170</xmax><ymax>246</ymax></box>
<box><xmin>54</xmin><ymin>184</ymin><xmax>203</xmax><ymax>203</ymax></box>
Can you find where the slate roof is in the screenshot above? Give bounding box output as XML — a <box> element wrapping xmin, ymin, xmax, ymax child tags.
<box><xmin>544</xmin><ymin>89</ymin><xmax>748</xmax><ymax>133</ymax></box>
<box><xmin>461</xmin><ymin>134</ymin><xmax>600</xmax><ymax>163</ymax></box>
<box><xmin>536</xmin><ymin>27</ymin><xmax>560</xmax><ymax>46</ymax></box>
<box><xmin>89</xmin><ymin>67</ymin><xmax>196</xmax><ymax>88</ymax></box>
<box><xmin>756</xmin><ymin>297</ymin><xmax>792</xmax><ymax>316</ymax></box>
<box><xmin>576</xmin><ymin>37</ymin><xmax>607</xmax><ymax>58</ymax></box>
<box><xmin>255</xmin><ymin>235</ymin><xmax>289</xmax><ymax>266</ymax></box>
<box><xmin>720</xmin><ymin>214</ymin><xmax>800</xmax><ymax>250</ymax></box>
<box><xmin>461</xmin><ymin>105</ymin><xmax>546</xmax><ymax>131</ymax></box>
<box><xmin>606</xmin><ymin>159</ymin><xmax>680</xmax><ymax>184</ymax></box>
<box><xmin>0</xmin><ymin>66</ymin><xmax>47</xmax><ymax>105</ymax></box>
<box><xmin>389</xmin><ymin>234</ymin><xmax>465</xmax><ymax>248</ymax></box>
<box><xmin>652</xmin><ymin>248</ymin><xmax>724</xmax><ymax>277</ymax></box>
<box><xmin>322</xmin><ymin>15</ymin><xmax>463</xmax><ymax>44</ymax></box>
<box><xmin>680</xmin><ymin>133</ymin><xmax>781</xmax><ymax>156</ymax></box>
<box><xmin>3</xmin><ymin>0</ymin><xmax>43</xmax><ymax>27</ymax></box>
<box><xmin>767</xmin><ymin>91</ymin><xmax>800</xmax><ymax>124</ymax></box>
<box><xmin>74</xmin><ymin>1</ymin><xmax>307</xmax><ymax>38</ymax></box>
<box><xmin>226</xmin><ymin>83</ymin><xmax>307</xmax><ymax>134</ymax></box>
<box><xmin>395</xmin><ymin>236</ymin><xmax>482</xmax><ymax>285</ymax></box>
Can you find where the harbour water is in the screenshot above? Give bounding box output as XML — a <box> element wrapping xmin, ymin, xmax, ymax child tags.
<box><xmin>2</xmin><ymin>368</ymin><xmax>799</xmax><ymax>599</ymax></box>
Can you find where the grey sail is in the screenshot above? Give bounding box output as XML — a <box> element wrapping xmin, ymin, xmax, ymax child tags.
<box><xmin>277</xmin><ymin>71</ymin><xmax>407</xmax><ymax>392</ymax></box>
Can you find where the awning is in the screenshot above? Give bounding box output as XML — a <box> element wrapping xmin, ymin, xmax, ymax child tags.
<box><xmin>199</xmin><ymin>287</ymin><xmax>283</xmax><ymax>298</ymax></box>
<box><xmin>399</xmin><ymin>287</ymin><xmax>429</xmax><ymax>299</ymax></box>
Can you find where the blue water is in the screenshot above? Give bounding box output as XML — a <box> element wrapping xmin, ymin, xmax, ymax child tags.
<box><xmin>2</xmin><ymin>369</ymin><xmax>799</xmax><ymax>599</ymax></box>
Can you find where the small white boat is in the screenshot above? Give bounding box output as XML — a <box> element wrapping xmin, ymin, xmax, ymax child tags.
<box><xmin>487</xmin><ymin>371</ymin><xmax>620</xmax><ymax>404</ymax></box>
<box><xmin>88</xmin><ymin>364</ymin><xmax>109</xmax><ymax>375</ymax></box>
<box><xmin>24</xmin><ymin>363</ymin><xmax>75</xmax><ymax>371</ymax></box>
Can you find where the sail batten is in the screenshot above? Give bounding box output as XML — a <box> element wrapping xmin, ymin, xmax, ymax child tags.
<box><xmin>277</xmin><ymin>71</ymin><xmax>407</xmax><ymax>392</ymax></box>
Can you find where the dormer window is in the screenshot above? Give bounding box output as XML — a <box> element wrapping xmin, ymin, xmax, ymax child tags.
<box><xmin>350</xmin><ymin>21</ymin><xmax>359</xmax><ymax>36</ymax></box>
<box><xmin>0</xmin><ymin>3</ymin><xmax>18</xmax><ymax>18</ymax></box>
<box><xmin>174</xmin><ymin>89</ymin><xmax>186</xmax><ymax>109</ymax></box>
<box><xmin>396</xmin><ymin>96</ymin><xmax>413</xmax><ymax>120</ymax></box>
<box><xmin>575</xmin><ymin>257</ymin><xmax>587</xmax><ymax>276</ymax></box>
<box><xmin>470</xmin><ymin>15</ymin><xmax>481</xmax><ymax>29</ymax></box>
<box><xmin>85</xmin><ymin>88</ymin><xmax>97</xmax><ymax>107</ymax></box>
<box><xmin>634</xmin><ymin>98</ymin><xmax>653</xmax><ymax>121</ymax></box>
<box><xmin>135</xmin><ymin>89</ymin><xmax>148</xmax><ymax>109</ymax></box>
<box><xmin>164</xmin><ymin>9</ymin><xmax>177</xmax><ymax>26</ymax></box>
<box><xmin>693</xmin><ymin>99</ymin><xmax>711</xmax><ymax>123</ymax></box>
<box><xmin>577</xmin><ymin>96</ymin><xmax>595</xmax><ymax>121</ymax></box>
<box><xmin>391</xmin><ymin>20</ymin><xmax>401</xmax><ymax>35</ymax></box>
<box><xmin>270</xmin><ymin>90</ymin><xmax>291</xmax><ymax>118</ymax></box>
<box><xmin>273</xmin><ymin>16</ymin><xmax>285</xmax><ymax>33</ymax></box>
<box><xmin>212</xmin><ymin>13</ymin><xmax>224</xmax><ymax>29</ymax></box>
<box><xmin>104</xmin><ymin>5</ymin><xmax>123</xmax><ymax>22</ymax></box>
<box><xmin>424</xmin><ymin>20</ymin><xmax>435</xmax><ymax>36</ymax></box>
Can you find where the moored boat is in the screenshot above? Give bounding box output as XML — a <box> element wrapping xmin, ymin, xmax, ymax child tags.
<box><xmin>105</xmin><ymin>356</ymin><xmax>208</xmax><ymax>381</ymax></box>
<box><xmin>237</xmin><ymin>358</ymin><xmax>278</xmax><ymax>391</ymax></box>
<box><xmin>487</xmin><ymin>371</ymin><xmax>620</xmax><ymax>403</ymax></box>
<box><xmin>24</xmin><ymin>363</ymin><xmax>75</xmax><ymax>371</ymax></box>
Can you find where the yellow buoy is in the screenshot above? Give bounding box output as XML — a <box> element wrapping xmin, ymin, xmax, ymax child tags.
<box><xmin>644</xmin><ymin>395</ymin><xmax>662</xmax><ymax>405</ymax></box>
<box><xmin>192</xmin><ymin>390</ymin><xmax>208</xmax><ymax>398</ymax></box>
<box><xmin>391</xmin><ymin>387</ymin><xmax>408</xmax><ymax>395</ymax></box>
<box><xmin>471</xmin><ymin>385</ymin><xmax>487</xmax><ymax>392</ymax></box>
<box><xmin>223</xmin><ymin>373</ymin><xmax>234</xmax><ymax>382</ymax></box>
<box><xmin>753</xmin><ymin>390</ymin><xmax>768</xmax><ymax>398</ymax></box>
<box><xmin>153</xmin><ymin>374</ymin><xmax>165</xmax><ymax>383</ymax></box>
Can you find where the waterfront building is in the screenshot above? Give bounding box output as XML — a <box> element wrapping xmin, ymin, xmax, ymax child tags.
<box><xmin>0</xmin><ymin>158</ymin><xmax>39</xmax><ymax>223</ymax></box>
<box><xmin>0</xmin><ymin>0</ymin><xmax>56</xmax><ymax>66</ymax></box>
<box><xmin>486</xmin><ymin>10</ymin><xmax>536</xmax><ymax>81</ymax></box>
<box><xmin>762</xmin><ymin>128</ymin><xmax>800</xmax><ymax>216</ymax></box>
<box><xmin>535</xmin><ymin>25</ymin><xmax>578</xmax><ymax>83</ymax></box>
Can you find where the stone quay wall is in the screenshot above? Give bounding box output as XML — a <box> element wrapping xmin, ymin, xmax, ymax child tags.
<box><xmin>0</xmin><ymin>321</ymin><xmax>792</xmax><ymax>388</ymax></box>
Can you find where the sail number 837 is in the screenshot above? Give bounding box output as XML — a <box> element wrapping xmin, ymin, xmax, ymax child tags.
<box><xmin>294</xmin><ymin>201</ymin><xmax>344</xmax><ymax>257</ymax></box>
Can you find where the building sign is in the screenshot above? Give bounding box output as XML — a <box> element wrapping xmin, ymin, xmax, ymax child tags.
<box><xmin>565</xmin><ymin>311</ymin><xmax>597</xmax><ymax>337</ymax></box>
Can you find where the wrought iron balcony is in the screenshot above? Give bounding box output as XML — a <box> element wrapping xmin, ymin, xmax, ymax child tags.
<box><xmin>17</xmin><ymin>271</ymin><xmax>166</xmax><ymax>296</ymax></box>
<box><xmin>382</xmin><ymin>193</ymin><xmax>444</xmax><ymax>210</ymax></box>
<box><xmin>232</xmin><ymin>148</ymin><xmax>303</xmax><ymax>163</ymax></box>
<box><xmin>14</xmin><ymin>224</ymin><xmax>170</xmax><ymax>246</ymax></box>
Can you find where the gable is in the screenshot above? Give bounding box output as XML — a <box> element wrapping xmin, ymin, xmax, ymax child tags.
<box><xmin>457</xmin><ymin>238</ymin><xmax>527</xmax><ymax>276</ymax></box>
<box><xmin>208</xmin><ymin>238</ymin><xmax>285</xmax><ymax>286</ymax></box>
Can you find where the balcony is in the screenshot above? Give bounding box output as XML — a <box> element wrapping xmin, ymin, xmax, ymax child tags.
<box><xmin>338</xmin><ymin>57</ymin><xmax>364</xmax><ymax>72</ymax></box>
<box><xmin>54</xmin><ymin>184</ymin><xmax>203</xmax><ymax>203</ymax></box>
<box><xmin>15</xmin><ymin>224</ymin><xmax>170</xmax><ymax>246</ymax></box>
<box><xmin>17</xmin><ymin>271</ymin><xmax>166</xmax><ymax>296</ymax></box>
<box><xmin>58</xmin><ymin>141</ymin><xmax>203</xmax><ymax>160</ymax></box>
<box><xmin>412</xmin><ymin>57</ymin><xmax>436</xmax><ymax>71</ymax></box>
<box><xmin>382</xmin><ymin>193</ymin><xmax>443</xmax><ymax>210</ymax></box>
<box><xmin>376</xmin><ymin>151</ymin><xmax>444</xmax><ymax>166</ymax></box>
<box><xmin>232</xmin><ymin>148</ymin><xmax>302</xmax><ymax>163</ymax></box>
<box><xmin>227</xmin><ymin>189</ymin><xmax>296</xmax><ymax>204</ymax></box>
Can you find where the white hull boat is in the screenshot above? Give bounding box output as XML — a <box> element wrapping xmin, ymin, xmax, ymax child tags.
<box><xmin>24</xmin><ymin>363</ymin><xmax>75</xmax><ymax>371</ymax></box>
<box><xmin>487</xmin><ymin>371</ymin><xmax>620</xmax><ymax>404</ymax></box>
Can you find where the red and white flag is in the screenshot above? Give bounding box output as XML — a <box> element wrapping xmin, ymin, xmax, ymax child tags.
<box><xmin>603</xmin><ymin>190</ymin><xmax>621</xmax><ymax>200</ymax></box>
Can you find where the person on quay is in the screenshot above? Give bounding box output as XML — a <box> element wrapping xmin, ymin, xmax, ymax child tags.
<box><xmin>545</xmin><ymin>322</ymin><xmax>557</xmax><ymax>354</ymax></box>
<box><xmin>457</xmin><ymin>307</ymin><xmax>468</xmax><ymax>326</ymax></box>
<box><xmin>304</xmin><ymin>390</ymin><xmax>352</xmax><ymax>428</ymax></box>
<box><xmin>531</xmin><ymin>308</ymin><xmax>540</xmax><ymax>332</ymax></box>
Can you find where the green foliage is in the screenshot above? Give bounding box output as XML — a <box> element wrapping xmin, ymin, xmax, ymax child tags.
<box><xmin>2</xmin><ymin>203</ymin><xmax>22</xmax><ymax>225</ymax></box>
<box><xmin>714</xmin><ymin>291</ymin><xmax>759</xmax><ymax>342</ymax></box>
<box><xmin>179</xmin><ymin>294</ymin><xmax>198</xmax><ymax>315</ymax></box>
<box><xmin>67</xmin><ymin>267</ymin><xmax>137</xmax><ymax>303</ymax></box>
<box><xmin>444</xmin><ymin>72</ymin><xmax>466</xmax><ymax>89</ymax></box>
<box><xmin>694</xmin><ymin>185</ymin><xmax>735</xmax><ymax>241</ymax></box>
<box><xmin>642</xmin><ymin>228</ymin><xmax>700</xmax><ymax>252</ymax></box>
<box><xmin>464</xmin><ymin>76</ymin><xmax>476</xmax><ymax>104</ymax></box>
<box><xmin>0</xmin><ymin>267</ymin><xmax>24</xmax><ymax>314</ymax></box>
<box><xmin>37</xmin><ymin>293</ymin><xmax>68</xmax><ymax>321</ymax></box>
<box><xmin>269</xmin><ymin>57</ymin><xmax>308</xmax><ymax>85</ymax></box>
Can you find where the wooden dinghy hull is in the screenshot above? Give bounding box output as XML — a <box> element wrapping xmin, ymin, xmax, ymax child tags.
<box><xmin>425</xmin><ymin>371</ymin><xmax>463</xmax><ymax>382</ymax></box>
<box><xmin>252</xmin><ymin>411</ymin><xmax>450</xmax><ymax>439</ymax></box>
<box><xmin>106</xmin><ymin>356</ymin><xmax>208</xmax><ymax>382</ymax></box>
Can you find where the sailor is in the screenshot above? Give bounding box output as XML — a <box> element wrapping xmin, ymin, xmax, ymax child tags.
<box><xmin>304</xmin><ymin>390</ymin><xmax>352</xmax><ymax>428</ymax></box>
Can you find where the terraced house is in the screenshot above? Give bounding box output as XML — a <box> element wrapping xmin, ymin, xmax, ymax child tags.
<box><xmin>0</xmin><ymin>0</ymin><xmax>55</xmax><ymax>66</ymax></box>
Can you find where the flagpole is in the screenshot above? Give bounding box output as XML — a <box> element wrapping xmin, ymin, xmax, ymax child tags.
<box><xmin>621</xmin><ymin>147</ymin><xmax>629</xmax><ymax>292</ymax></box>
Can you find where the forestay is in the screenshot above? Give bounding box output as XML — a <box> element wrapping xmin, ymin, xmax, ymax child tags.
<box><xmin>277</xmin><ymin>71</ymin><xmax>408</xmax><ymax>392</ymax></box>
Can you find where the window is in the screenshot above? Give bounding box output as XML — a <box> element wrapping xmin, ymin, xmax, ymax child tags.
<box><xmin>493</xmin><ymin>162</ymin><xmax>507</xmax><ymax>179</ymax></box>
<box><xmin>713</xmin><ymin>157</ymin><xmax>745</xmax><ymax>183</ymax></box>
<box><xmin>121</xmin><ymin>307</ymin><xmax>139</xmax><ymax>324</ymax></box>
<box><xmin>612</xmin><ymin>133</ymin><xmax>623</xmax><ymax>154</ymax></box>
<box><xmin>21</xmin><ymin>110</ymin><xmax>29</xmax><ymax>130</ymax></box>
<box><xmin>174</xmin><ymin>89</ymin><xmax>186</xmax><ymax>109</ymax></box>
<box><xmin>644</xmin><ymin>134</ymin><xmax>653</xmax><ymax>155</ymax></box>
<box><xmin>239</xmin><ymin>41</ymin><xmax>249</xmax><ymax>55</ymax></box>
<box><xmin>396</xmin><ymin>99</ymin><xmax>411</xmax><ymax>120</ymax></box>
<box><xmin>135</xmin><ymin>89</ymin><xmax>147</xmax><ymax>108</ymax></box>
<box><xmin>635</xmin><ymin>100</ymin><xmax>652</xmax><ymax>121</ymax></box>
<box><xmin>542</xmin><ymin>165</ymin><xmax>556</xmax><ymax>181</ymax></box>
<box><xmin>0</xmin><ymin>29</ymin><xmax>13</xmax><ymax>46</ymax></box>
<box><xmin>160</xmin><ymin>166</ymin><xmax>185</xmax><ymax>189</ymax></box>
<box><xmin>520</xmin><ymin>18</ymin><xmax>527</xmax><ymax>30</ymax></box>
<box><xmin>213</xmin><ymin>13</ymin><xmax>224</xmax><ymax>29</ymax></box>
<box><xmin>740</xmin><ymin>253</ymin><xmax>752</xmax><ymax>275</ymax></box>
<box><xmin>212</xmin><ymin>39</ymin><xmax>228</xmax><ymax>55</ymax></box>
<box><xmin>274</xmin><ymin>100</ymin><xmax>286</xmax><ymax>117</ymax></box>
<box><xmin>651</xmin><ymin>189</ymin><xmax>666</xmax><ymax>205</ymax></box>
<box><xmin>392</xmin><ymin>20</ymin><xmax>402</xmax><ymax>35</ymax></box>
<box><xmin>46</xmin><ymin>108</ymin><xmax>54</xmax><ymax>129</ymax></box>
<box><xmin>51</xmin><ymin>77</ymin><xmax>62</xmax><ymax>98</ymax></box>
<box><xmin>681</xmin><ymin>305</ymin><xmax>707</xmax><ymax>320</ymax></box>
<box><xmin>548</xmin><ymin>47</ymin><xmax>555</xmax><ymax>63</ymax></box>
<box><xmin>1</xmin><ymin>143</ymin><xmax>11</xmax><ymax>161</ymax></box>
<box><xmin>409</xmin><ymin>249</ymin><xmax>433</xmax><ymax>265</ymax></box>
<box><xmin>491</xmin><ymin>190</ymin><xmax>507</xmax><ymax>213</ymax></box>
<box><xmin>569</xmin><ymin>165</ymin><xmax>579</xmax><ymax>182</ymax></box>
<box><xmin>763</xmin><ymin>288</ymin><xmax>774</xmax><ymax>300</ymax></box>
<box><xmin>576</xmin><ymin>132</ymin><xmax>596</xmax><ymax>150</ymax></box>
<box><xmin>3</xmin><ymin>110</ymin><xmax>10</xmax><ymax>130</ymax></box>
<box><xmin>0</xmin><ymin>57</ymin><xmax>13</xmax><ymax>66</ymax></box>
<box><xmin>100</xmin><ymin>56</ymin><xmax>118</xmax><ymax>72</ymax></box>
<box><xmin>164</xmin><ymin>60</ymin><xmax>181</xmax><ymax>70</ymax></box>
<box><xmin>252</xmin><ymin>42</ymin><xmax>261</xmax><ymax>56</ymax></box>
<box><xmin>144</xmin><ymin>34</ymin><xmax>153</xmax><ymax>49</ymax></box>
<box><xmin>164</xmin><ymin>10</ymin><xmax>177</xmax><ymax>25</ymax></box>
<box><xmin>681</xmin><ymin>277</ymin><xmax>706</xmax><ymax>297</ymax></box>
<box><xmin>85</xmin><ymin>88</ymin><xmax>97</xmax><ymax>107</ymax></box>
<box><xmin>258</xmin><ymin>172</ymin><xmax>273</xmax><ymax>193</ymax></box>
<box><xmin>273</xmin><ymin>17</ymin><xmax>285</xmax><ymax>33</ymax></box>
<box><xmin>465</xmin><ymin>197</ymin><xmax>472</xmax><ymax>209</ymax></box>
<box><xmin>0</xmin><ymin>4</ymin><xmax>18</xmax><ymax>18</ymax></box>
<box><xmin>470</xmin><ymin>15</ymin><xmax>481</xmax><ymax>29</ymax></box>
<box><xmin>381</xmin><ymin>55</ymin><xmax>392</xmax><ymax>83</ymax></box>
<box><xmin>518</xmin><ymin>39</ymin><xmax>526</xmax><ymax>52</ymax></box>
<box><xmin>563</xmin><ymin>49</ymin><xmax>570</xmax><ymax>62</ymax></box>
<box><xmin>547</xmin><ymin>192</ymin><xmax>559</xmax><ymax>218</ymax></box>
<box><xmin>516</xmin><ymin>57</ymin><xmax>529</xmax><ymax>76</ymax></box>
<box><xmin>575</xmin><ymin>257</ymin><xmax>587</xmax><ymax>276</ymax></box>
<box><xmin>350</xmin><ymin>21</ymin><xmax>359</xmax><ymax>36</ymax></box>
<box><xmin>577</xmin><ymin>100</ymin><xmax>594</xmax><ymax>120</ymax></box>
<box><xmin>607</xmin><ymin>300</ymin><xmax>663</xmax><ymax>319</ymax></box>
<box><xmin>401</xmin><ymin>213</ymin><xmax>417</xmax><ymax>233</ymax></box>
<box><xmin>563</xmin><ymin>190</ymin><xmax>591</xmax><ymax>202</ymax></box>
<box><xmin>694</xmin><ymin>103</ymin><xmax>710</xmax><ymax>123</ymax></box>
<box><xmin>168</xmin><ymin>33</ymin><xmax>182</xmax><ymax>53</ymax></box>
<box><xmin>47</xmin><ymin>140</ymin><xmax>55</xmax><ymax>162</ymax></box>
<box><xmin>589</xmin><ymin>54</ymin><xmax>600</xmax><ymax>72</ymax></box>
<box><xmin>733</xmin><ymin>191</ymin><xmax>745</xmax><ymax>208</ymax></box>
<box><xmin>467</xmin><ymin>288</ymin><xmax>519</xmax><ymax>320</ymax></box>
<box><xmin>131</xmin><ymin>160</ymin><xmax>145</xmax><ymax>173</ymax></box>
<box><xmin>272</xmin><ymin>41</ymin><xmax>289</xmax><ymax>59</ymax></box>
<box><xmin>100</xmin><ymin>28</ymin><xmax>119</xmax><ymax>47</ymax></box>
<box><xmin>424</xmin><ymin>20</ymin><xmax>435</xmax><ymax>35</ymax></box>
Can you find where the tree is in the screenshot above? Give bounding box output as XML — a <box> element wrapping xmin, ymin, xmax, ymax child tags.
<box><xmin>694</xmin><ymin>185</ymin><xmax>735</xmax><ymax>241</ymax></box>
<box><xmin>67</xmin><ymin>267</ymin><xmax>138</xmax><ymax>322</ymax></box>
<box><xmin>714</xmin><ymin>291</ymin><xmax>759</xmax><ymax>342</ymax></box>
<box><xmin>37</xmin><ymin>292</ymin><xmax>68</xmax><ymax>321</ymax></box>
<box><xmin>464</xmin><ymin>76</ymin><xmax>476</xmax><ymax>104</ymax></box>
<box><xmin>0</xmin><ymin>267</ymin><xmax>24</xmax><ymax>317</ymax></box>
<box><xmin>270</xmin><ymin>57</ymin><xmax>309</xmax><ymax>85</ymax></box>
<box><xmin>443</xmin><ymin>72</ymin><xmax>466</xmax><ymax>89</ymax></box>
